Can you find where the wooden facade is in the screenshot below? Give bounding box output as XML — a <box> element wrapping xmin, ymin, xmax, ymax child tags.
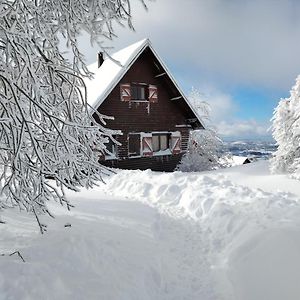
<box><xmin>91</xmin><ymin>41</ymin><xmax>203</xmax><ymax>172</ymax></box>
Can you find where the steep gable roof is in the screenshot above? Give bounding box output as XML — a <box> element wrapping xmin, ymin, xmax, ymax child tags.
<box><xmin>83</xmin><ymin>39</ymin><xmax>203</xmax><ymax>128</ymax></box>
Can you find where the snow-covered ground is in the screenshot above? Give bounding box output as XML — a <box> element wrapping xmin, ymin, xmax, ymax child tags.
<box><xmin>215</xmin><ymin>160</ymin><xmax>300</xmax><ymax>197</ymax></box>
<box><xmin>1</xmin><ymin>160</ymin><xmax>300</xmax><ymax>300</ymax></box>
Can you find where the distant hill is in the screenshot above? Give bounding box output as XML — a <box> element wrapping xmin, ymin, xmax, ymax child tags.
<box><xmin>222</xmin><ymin>139</ymin><xmax>277</xmax><ymax>160</ymax></box>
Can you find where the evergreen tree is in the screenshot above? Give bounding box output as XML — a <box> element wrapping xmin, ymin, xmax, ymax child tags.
<box><xmin>271</xmin><ymin>76</ymin><xmax>300</xmax><ymax>176</ymax></box>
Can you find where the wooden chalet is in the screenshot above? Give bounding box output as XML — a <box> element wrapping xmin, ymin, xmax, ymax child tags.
<box><xmin>84</xmin><ymin>39</ymin><xmax>204</xmax><ymax>172</ymax></box>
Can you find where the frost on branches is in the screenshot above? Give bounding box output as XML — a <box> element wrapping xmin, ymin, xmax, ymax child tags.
<box><xmin>271</xmin><ymin>76</ymin><xmax>300</xmax><ymax>178</ymax></box>
<box><xmin>0</xmin><ymin>0</ymin><xmax>147</xmax><ymax>232</ymax></box>
<box><xmin>178</xmin><ymin>129</ymin><xmax>222</xmax><ymax>172</ymax></box>
<box><xmin>177</xmin><ymin>88</ymin><xmax>223</xmax><ymax>172</ymax></box>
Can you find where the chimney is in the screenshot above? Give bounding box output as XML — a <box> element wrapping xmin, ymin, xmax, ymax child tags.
<box><xmin>98</xmin><ymin>52</ymin><xmax>104</xmax><ymax>68</ymax></box>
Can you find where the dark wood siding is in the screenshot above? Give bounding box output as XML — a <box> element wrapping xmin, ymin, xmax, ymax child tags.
<box><xmin>95</xmin><ymin>49</ymin><xmax>192</xmax><ymax>172</ymax></box>
<box><xmin>104</xmin><ymin>154</ymin><xmax>184</xmax><ymax>172</ymax></box>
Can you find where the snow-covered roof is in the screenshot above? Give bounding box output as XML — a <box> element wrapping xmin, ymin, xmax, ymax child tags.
<box><xmin>232</xmin><ymin>156</ymin><xmax>250</xmax><ymax>166</ymax></box>
<box><xmin>83</xmin><ymin>39</ymin><xmax>202</xmax><ymax>126</ymax></box>
<box><xmin>84</xmin><ymin>39</ymin><xmax>147</xmax><ymax>110</ymax></box>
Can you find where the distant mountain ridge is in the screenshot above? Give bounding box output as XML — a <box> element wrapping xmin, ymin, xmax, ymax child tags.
<box><xmin>222</xmin><ymin>139</ymin><xmax>277</xmax><ymax>160</ymax></box>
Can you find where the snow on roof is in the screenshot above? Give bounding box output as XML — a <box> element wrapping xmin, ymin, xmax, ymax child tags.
<box><xmin>83</xmin><ymin>38</ymin><xmax>148</xmax><ymax>110</ymax></box>
<box><xmin>219</xmin><ymin>155</ymin><xmax>250</xmax><ymax>167</ymax></box>
<box><xmin>232</xmin><ymin>155</ymin><xmax>250</xmax><ymax>166</ymax></box>
<box><xmin>83</xmin><ymin>38</ymin><xmax>203</xmax><ymax>126</ymax></box>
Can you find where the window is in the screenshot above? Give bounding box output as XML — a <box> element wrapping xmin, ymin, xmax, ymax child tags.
<box><xmin>105</xmin><ymin>139</ymin><xmax>115</xmax><ymax>154</ymax></box>
<box><xmin>104</xmin><ymin>136</ymin><xmax>117</xmax><ymax>159</ymax></box>
<box><xmin>131</xmin><ymin>84</ymin><xmax>148</xmax><ymax>101</ymax></box>
<box><xmin>121</xmin><ymin>83</ymin><xmax>158</xmax><ymax>103</ymax></box>
<box><xmin>152</xmin><ymin>134</ymin><xmax>171</xmax><ymax>153</ymax></box>
<box><xmin>152</xmin><ymin>135</ymin><xmax>159</xmax><ymax>152</ymax></box>
<box><xmin>128</xmin><ymin>134</ymin><xmax>141</xmax><ymax>157</ymax></box>
<box><xmin>128</xmin><ymin>132</ymin><xmax>179</xmax><ymax>158</ymax></box>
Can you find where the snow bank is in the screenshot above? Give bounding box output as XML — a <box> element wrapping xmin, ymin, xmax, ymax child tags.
<box><xmin>104</xmin><ymin>168</ymin><xmax>298</xmax><ymax>221</ymax></box>
<box><xmin>0</xmin><ymin>200</ymin><xmax>165</xmax><ymax>300</ymax></box>
<box><xmin>104</xmin><ymin>166</ymin><xmax>300</xmax><ymax>300</ymax></box>
<box><xmin>1</xmin><ymin>162</ymin><xmax>300</xmax><ymax>300</ymax></box>
<box><xmin>215</xmin><ymin>160</ymin><xmax>300</xmax><ymax>197</ymax></box>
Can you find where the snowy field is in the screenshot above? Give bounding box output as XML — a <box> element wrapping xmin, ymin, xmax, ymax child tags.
<box><xmin>1</xmin><ymin>161</ymin><xmax>300</xmax><ymax>300</ymax></box>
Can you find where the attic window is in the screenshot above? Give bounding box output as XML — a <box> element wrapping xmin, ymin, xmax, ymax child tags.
<box><xmin>131</xmin><ymin>84</ymin><xmax>148</xmax><ymax>101</ymax></box>
<box><xmin>120</xmin><ymin>83</ymin><xmax>158</xmax><ymax>103</ymax></box>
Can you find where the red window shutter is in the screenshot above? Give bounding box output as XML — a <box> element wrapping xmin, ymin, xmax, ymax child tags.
<box><xmin>141</xmin><ymin>133</ymin><xmax>153</xmax><ymax>157</ymax></box>
<box><xmin>120</xmin><ymin>83</ymin><xmax>131</xmax><ymax>102</ymax></box>
<box><xmin>148</xmin><ymin>85</ymin><xmax>158</xmax><ymax>103</ymax></box>
<box><xmin>171</xmin><ymin>132</ymin><xmax>181</xmax><ymax>155</ymax></box>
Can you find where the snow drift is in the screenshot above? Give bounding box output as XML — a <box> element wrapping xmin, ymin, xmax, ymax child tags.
<box><xmin>1</xmin><ymin>161</ymin><xmax>300</xmax><ymax>300</ymax></box>
<box><xmin>104</xmin><ymin>165</ymin><xmax>300</xmax><ymax>300</ymax></box>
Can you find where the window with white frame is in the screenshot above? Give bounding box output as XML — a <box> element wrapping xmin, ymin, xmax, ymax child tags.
<box><xmin>152</xmin><ymin>133</ymin><xmax>171</xmax><ymax>152</ymax></box>
<box><xmin>128</xmin><ymin>132</ymin><xmax>181</xmax><ymax>158</ymax></box>
<box><xmin>120</xmin><ymin>83</ymin><xmax>158</xmax><ymax>103</ymax></box>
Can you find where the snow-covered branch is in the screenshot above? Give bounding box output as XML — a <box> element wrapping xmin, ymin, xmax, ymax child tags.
<box><xmin>0</xmin><ymin>0</ymin><xmax>147</xmax><ymax>231</ymax></box>
<box><xmin>271</xmin><ymin>76</ymin><xmax>300</xmax><ymax>176</ymax></box>
<box><xmin>177</xmin><ymin>88</ymin><xmax>224</xmax><ymax>172</ymax></box>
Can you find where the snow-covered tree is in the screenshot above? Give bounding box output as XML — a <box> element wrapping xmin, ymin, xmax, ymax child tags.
<box><xmin>177</xmin><ymin>129</ymin><xmax>223</xmax><ymax>172</ymax></box>
<box><xmin>177</xmin><ymin>88</ymin><xmax>223</xmax><ymax>172</ymax></box>
<box><xmin>0</xmin><ymin>0</ymin><xmax>147</xmax><ymax>232</ymax></box>
<box><xmin>271</xmin><ymin>76</ymin><xmax>300</xmax><ymax>176</ymax></box>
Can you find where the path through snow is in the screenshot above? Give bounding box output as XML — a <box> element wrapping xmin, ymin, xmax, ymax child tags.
<box><xmin>0</xmin><ymin>195</ymin><xmax>217</xmax><ymax>300</ymax></box>
<box><xmin>0</xmin><ymin>161</ymin><xmax>300</xmax><ymax>300</ymax></box>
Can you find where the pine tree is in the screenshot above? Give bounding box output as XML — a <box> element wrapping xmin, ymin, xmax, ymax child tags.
<box><xmin>271</xmin><ymin>76</ymin><xmax>300</xmax><ymax>176</ymax></box>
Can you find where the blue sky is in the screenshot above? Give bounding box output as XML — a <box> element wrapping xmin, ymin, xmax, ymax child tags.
<box><xmin>78</xmin><ymin>0</ymin><xmax>300</xmax><ymax>139</ymax></box>
<box><xmin>231</xmin><ymin>88</ymin><xmax>283</xmax><ymax>122</ymax></box>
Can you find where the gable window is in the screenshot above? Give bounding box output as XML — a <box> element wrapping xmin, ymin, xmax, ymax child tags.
<box><xmin>128</xmin><ymin>133</ymin><xmax>141</xmax><ymax>157</ymax></box>
<box><xmin>131</xmin><ymin>84</ymin><xmax>148</xmax><ymax>101</ymax></box>
<box><xmin>120</xmin><ymin>83</ymin><xmax>158</xmax><ymax>103</ymax></box>
<box><xmin>152</xmin><ymin>134</ymin><xmax>170</xmax><ymax>152</ymax></box>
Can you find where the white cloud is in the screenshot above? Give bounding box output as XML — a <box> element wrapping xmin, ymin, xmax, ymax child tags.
<box><xmin>80</xmin><ymin>0</ymin><xmax>300</xmax><ymax>91</ymax></box>
<box><xmin>188</xmin><ymin>86</ymin><xmax>270</xmax><ymax>138</ymax></box>
<box><xmin>193</xmin><ymin>86</ymin><xmax>238</xmax><ymax>123</ymax></box>
<box><xmin>73</xmin><ymin>1</ymin><xmax>291</xmax><ymax>139</ymax></box>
